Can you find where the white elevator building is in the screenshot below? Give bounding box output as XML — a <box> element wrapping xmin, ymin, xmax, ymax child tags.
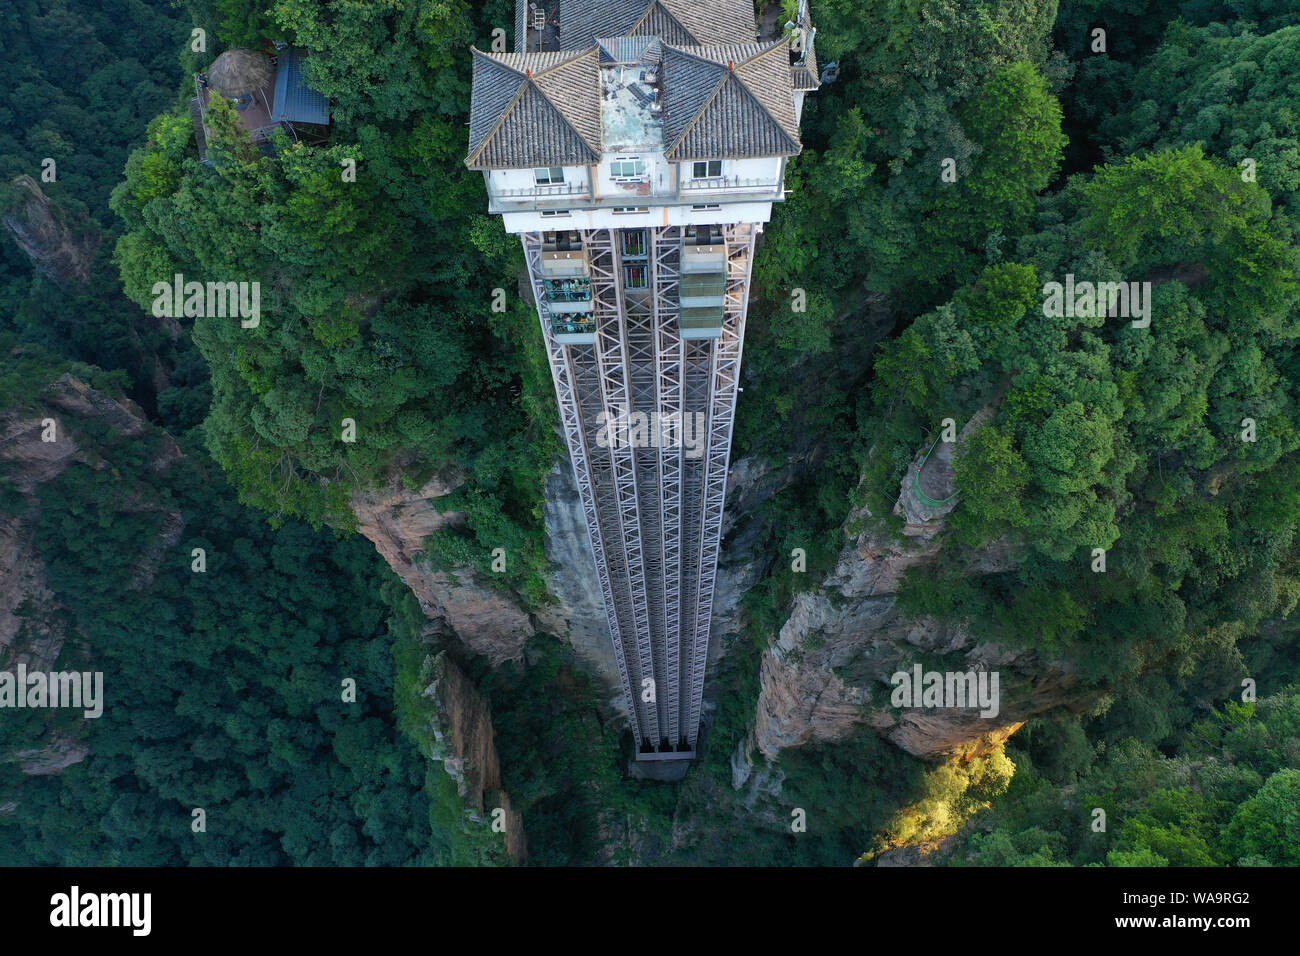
<box><xmin>467</xmin><ymin>0</ymin><xmax>820</xmax><ymax>759</ymax></box>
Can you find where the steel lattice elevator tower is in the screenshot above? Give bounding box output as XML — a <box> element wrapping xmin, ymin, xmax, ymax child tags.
<box><xmin>467</xmin><ymin>0</ymin><xmax>820</xmax><ymax>759</ymax></box>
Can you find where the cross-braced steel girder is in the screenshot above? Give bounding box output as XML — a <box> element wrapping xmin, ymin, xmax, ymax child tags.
<box><xmin>520</xmin><ymin>222</ymin><xmax>757</xmax><ymax>759</ymax></box>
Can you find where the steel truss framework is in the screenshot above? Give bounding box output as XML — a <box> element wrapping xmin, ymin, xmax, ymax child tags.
<box><xmin>522</xmin><ymin>223</ymin><xmax>756</xmax><ymax>759</ymax></box>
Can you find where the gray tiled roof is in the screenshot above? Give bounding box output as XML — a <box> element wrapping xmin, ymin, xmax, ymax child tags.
<box><xmin>661</xmin><ymin>41</ymin><xmax>801</xmax><ymax>161</ymax></box>
<box><xmin>466</xmin><ymin>47</ymin><xmax>603</xmax><ymax>169</ymax></box>
<box><xmin>558</xmin><ymin>0</ymin><xmax>756</xmax><ymax>50</ymax></box>
<box><xmin>468</xmin><ymin>11</ymin><xmax>804</xmax><ymax>168</ymax></box>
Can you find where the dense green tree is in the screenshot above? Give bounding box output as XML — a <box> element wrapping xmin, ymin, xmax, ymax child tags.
<box><xmin>1222</xmin><ymin>769</ymin><xmax>1300</xmax><ymax>865</ymax></box>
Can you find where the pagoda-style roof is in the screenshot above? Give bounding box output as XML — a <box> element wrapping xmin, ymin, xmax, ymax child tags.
<box><xmin>466</xmin><ymin>37</ymin><xmax>802</xmax><ymax>168</ymax></box>
<box><xmin>468</xmin><ymin>2</ymin><xmax>808</xmax><ymax>169</ymax></box>
<box><xmin>660</xmin><ymin>42</ymin><xmax>801</xmax><ymax>161</ymax></box>
<box><xmin>555</xmin><ymin>0</ymin><xmax>756</xmax><ymax>50</ymax></box>
<box><xmin>466</xmin><ymin>47</ymin><xmax>603</xmax><ymax>169</ymax></box>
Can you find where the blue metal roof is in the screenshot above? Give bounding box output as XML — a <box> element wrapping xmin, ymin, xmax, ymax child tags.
<box><xmin>272</xmin><ymin>47</ymin><xmax>330</xmax><ymax>126</ymax></box>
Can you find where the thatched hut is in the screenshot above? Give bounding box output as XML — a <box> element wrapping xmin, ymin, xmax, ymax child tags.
<box><xmin>205</xmin><ymin>49</ymin><xmax>274</xmax><ymax>98</ymax></box>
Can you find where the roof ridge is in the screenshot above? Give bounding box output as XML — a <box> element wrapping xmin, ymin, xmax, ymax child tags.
<box><xmin>532</xmin><ymin>45</ymin><xmax>598</xmax><ymax>78</ymax></box>
<box><xmin>466</xmin><ymin>50</ymin><xmax>535</xmax><ymax>167</ymax></box>
<box><xmin>528</xmin><ymin>47</ymin><xmax>603</xmax><ymax>157</ymax></box>
<box><xmin>472</xmin><ymin>45</ymin><xmax>591</xmax><ymax>78</ymax></box>
<box><xmin>662</xmin><ymin>66</ymin><xmax>730</xmax><ymax>158</ymax></box>
<box><xmin>470</xmin><ymin>45</ymin><xmax>522</xmax><ymax>78</ymax></box>
<box><xmin>666</xmin><ymin>42</ymin><xmax>734</xmax><ymax>70</ymax></box>
<box><xmin>734</xmin><ymin>38</ymin><xmax>789</xmax><ymax>71</ymax></box>
<box><xmin>723</xmin><ymin>69</ymin><xmax>801</xmax><ymax>153</ymax></box>
<box><xmin>729</xmin><ymin>39</ymin><xmax>800</xmax><ymax>147</ymax></box>
<box><xmin>631</xmin><ymin>0</ymin><xmax>694</xmax><ymax>44</ymax></box>
<box><xmin>665</xmin><ymin>39</ymin><xmax>784</xmax><ymax>71</ymax></box>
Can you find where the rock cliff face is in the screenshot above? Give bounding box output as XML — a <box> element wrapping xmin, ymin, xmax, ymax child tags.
<box><xmin>351</xmin><ymin>446</ymin><xmax>808</xmax><ymax>728</ymax></box>
<box><xmin>351</xmin><ymin>471</ymin><xmax>535</xmax><ymax>666</ymax></box>
<box><xmin>349</xmin><ymin>457</ymin><xmax>632</xmax><ymax>701</ymax></box>
<box><xmin>2</xmin><ymin>176</ymin><xmax>100</xmax><ymax>289</ymax></box>
<box><xmin>351</xmin><ymin>416</ymin><xmax>1095</xmax><ymax>795</ymax></box>
<box><xmin>422</xmin><ymin>650</ymin><xmax>527</xmax><ymax>863</ymax></box>
<box><xmin>734</xmin><ymin>439</ymin><xmax>1097</xmax><ymax>786</ymax></box>
<box><xmin>0</xmin><ymin>374</ymin><xmax>183</xmax><ymax>776</ymax></box>
<box><xmin>12</xmin><ymin>732</ymin><xmax>89</xmax><ymax>776</ymax></box>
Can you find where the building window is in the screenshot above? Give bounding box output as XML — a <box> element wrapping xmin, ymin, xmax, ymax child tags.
<box><xmin>611</xmin><ymin>206</ymin><xmax>649</xmax><ymax>214</ymax></box>
<box><xmin>610</xmin><ymin>158</ymin><xmax>646</xmax><ymax>180</ymax></box>
<box><xmin>534</xmin><ymin>167</ymin><xmax>565</xmax><ymax>185</ymax></box>
<box><xmin>691</xmin><ymin>204</ymin><xmax>721</xmax><ymax>211</ymax></box>
<box><xmin>692</xmin><ymin>160</ymin><xmax>723</xmax><ymax>178</ymax></box>
<box><xmin>624</xmin><ymin>265</ymin><xmax>648</xmax><ymax>289</ymax></box>
<box><xmin>540</xmin><ymin>209</ymin><xmax>571</xmax><ymax>217</ymax></box>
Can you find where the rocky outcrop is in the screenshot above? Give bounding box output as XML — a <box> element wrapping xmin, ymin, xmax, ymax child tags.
<box><xmin>872</xmin><ymin>835</ymin><xmax>957</xmax><ymax>867</ymax></box>
<box><xmin>353</xmin><ymin>447</ymin><xmax>808</xmax><ymax>722</ymax></box>
<box><xmin>735</xmin><ymin>448</ymin><xmax>1098</xmax><ymax>786</ymax></box>
<box><xmin>2</xmin><ymin>176</ymin><xmax>99</xmax><ymax>289</ymax></box>
<box><xmin>0</xmin><ymin>374</ymin><xmax>183</xmax><ymax>776</ymax></box>
<box><xmin>351</xmin><ymin>470</ymin><xmax>535</xmax><ymax>666</ymax></box>
<box><xmin>423</xmin><ymin>650</ymin><xmax>526</xmax><ymax>863</ymax></box>
<box><xmin>13</xmin><ymin>732</ymin><xmax>90</xmax><ymax>776</ymax></box>
<box><xmin>893</xmin><ymin>404</ymin><xmax>997</xmax><ymax>529</ymax></box>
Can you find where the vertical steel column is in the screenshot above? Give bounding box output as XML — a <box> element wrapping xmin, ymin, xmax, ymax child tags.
<box><xmin>685</xmin><ymin>223</ymin><xmax>755</xmax><ymax>746</ymax></box>
<box><xmin>618</xmin><ymin>230</ymin><xmax>670</xmax><ymax>746</ymax></box>
<box><xmin>585</xmin><ymin>227</ymin><xmax>661</xmax><ymax>749</ymax></box>
<box><xmin>678</xmin><ymin>344</ymin><xmax>711</xmax><ymax>741</ymax></box>
<box><xmin>521</xmin><ymin>233</ymin><xmax>642</xmax><ymax>745</ymax></box>
<box><xmin>651</xmin><ymin>226</ymin><xmax>684</xmax><ymax>746</ymax></box>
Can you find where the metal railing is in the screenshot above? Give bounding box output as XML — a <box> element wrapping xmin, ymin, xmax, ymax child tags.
<box><xmin>680</xmin><ymin>176</ymin><xmax>782</xmax><ymax>194</ymax></box>
<box><xmin>489</xmin><ymin>177</ymin><xmax>784</xmax><ymax>212</ymax></box>
<box><xmin>490</xmin><ymin>181</ymin><xmax>591</xmax><ymax>201</ymax></box>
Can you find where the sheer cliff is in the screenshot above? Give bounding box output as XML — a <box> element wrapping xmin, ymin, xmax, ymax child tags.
<box><xmin>0</xmin><ymin>371</ymin><xmax>182</xmax><ymax>779</ymax></box>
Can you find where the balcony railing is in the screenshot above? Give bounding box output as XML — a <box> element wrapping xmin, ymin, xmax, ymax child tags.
<box><xmin>489</xmin><ymin>173</ymin><xmax>785</xmax><ymax>212</ymax></box>
<box><xmin>490</xmin><ymin>181</ymin><xmax>592</xmax><ymax>203</ymax></box>
<box><xmin>544</xmin><ymin>287</ymin><xmax>592</xmax><ymax>304</ymax></box>
<box><xmin>681</xmin><ymin>176</ymin><xmax>782</xmax><ymax>195</ymax></box>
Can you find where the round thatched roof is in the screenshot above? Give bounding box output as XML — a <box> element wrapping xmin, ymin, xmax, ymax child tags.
<box><xmin>206</xmin><ymin>49</ymin><xmax>274</xmax><ymax>98</ymax></box>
